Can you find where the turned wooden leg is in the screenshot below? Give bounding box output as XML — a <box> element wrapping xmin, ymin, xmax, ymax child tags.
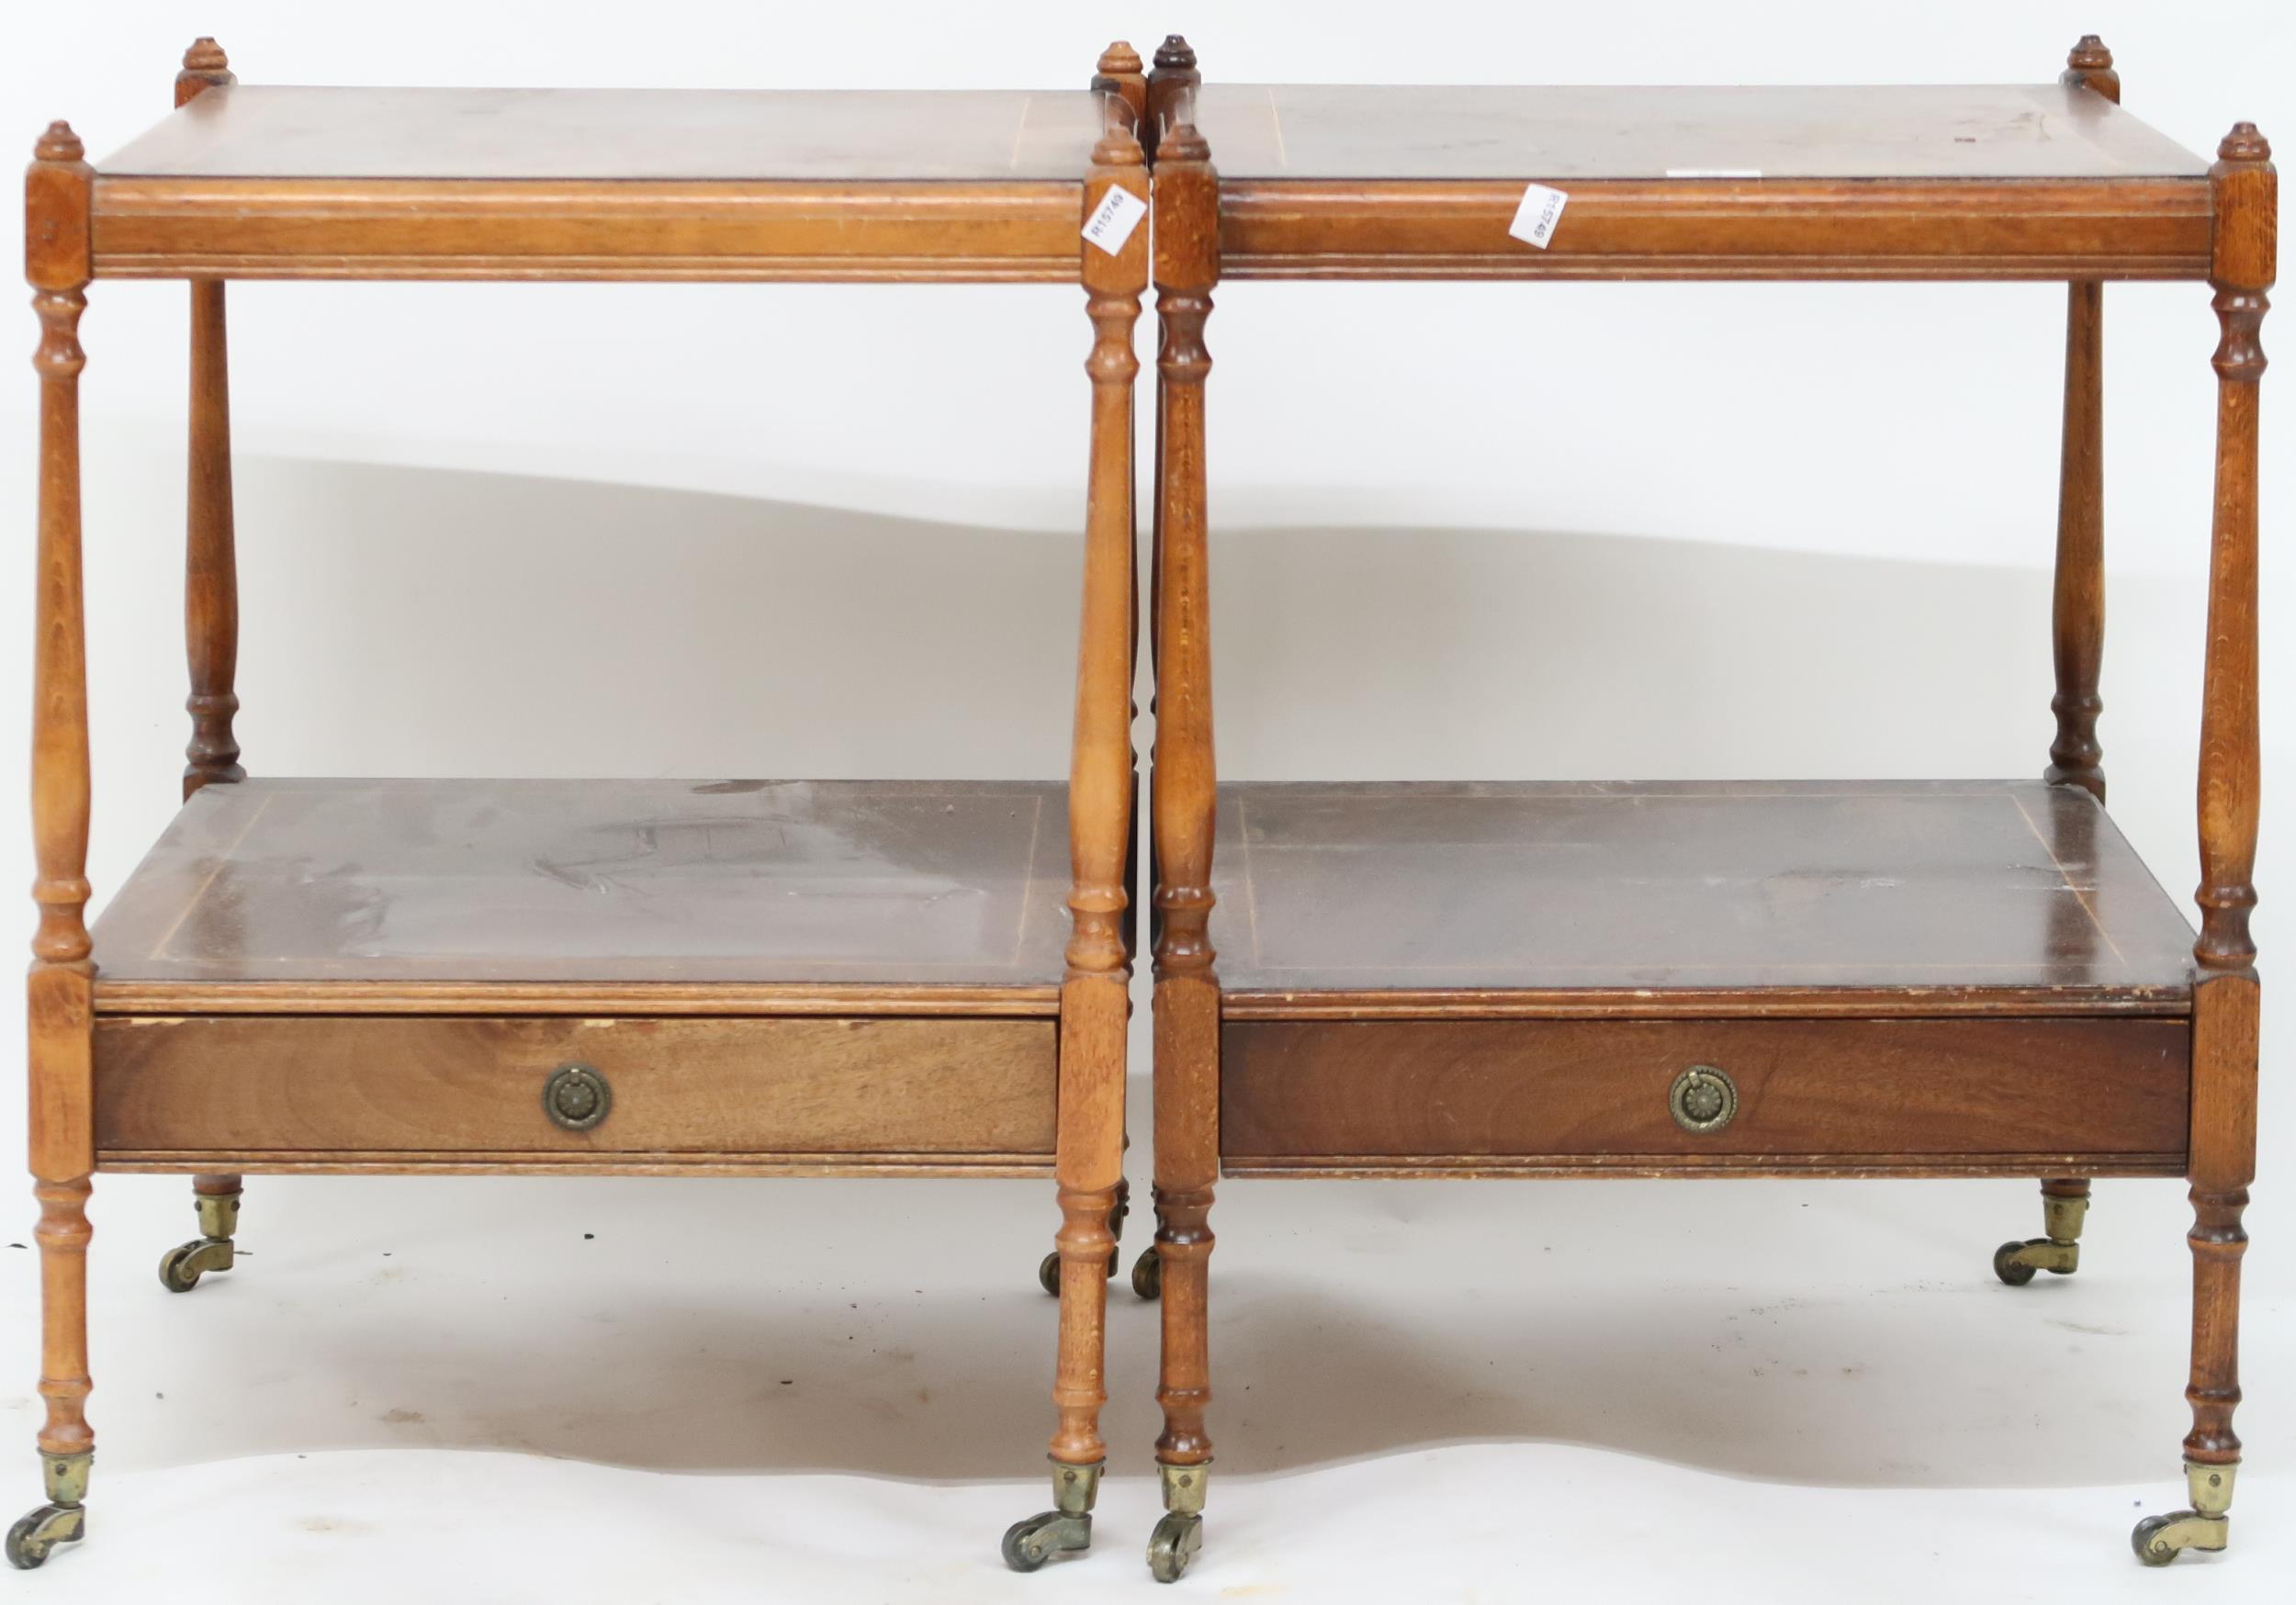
<box><xmin>1004</xmin><ymin>65</ymin><xmax>1143</xmax><ymax>1576</ymax></box>
<box><xmin>2047</xmin><ymin>36</ymin><xmax>2115</xmax><ymax>801</ymax></box>
<box><xmin>1993</xmin><ymin>1177</ymin><xmax>2089</xmax><ymax>1284</ymax></box>
<box><xmin>13</xmin><ymin>122</ymin><xmax>96</xmax><ymax>1574</ymax></box>
<box><xmin>1146</xmin><ymin>79</ymin><xmax>1218</xmax><ymax>1587</ymax></box>
<box><xmin>180</xmin><ymin>43</ymin><xmax>242</xmax><ymax>799</ymax></box>
<box><xmin>2136</xmin><ymin>121</ymin><xmax>2271</xmax><ymax>1568</ymax></box>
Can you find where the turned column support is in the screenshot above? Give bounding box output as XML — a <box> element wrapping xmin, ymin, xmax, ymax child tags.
<box><xmin>177</xmin><ymin>39</ymin><xmax>243</xmax><ymax>798</ymax></box>
<box><xmin>1042</xmin><ymin>96</ymin><xmax>1147</xmax><ymax>1477</ymax></box>
<box><xmin>21</xmin><ymin>121</ymin><xmax>98</xmax><ymax>1567</ymax></box>
<box><xmin>2192</xmin><ymin>124</ymin><xmax>2271</xmax><ymax>977</ymax></box>
<box><xmin>2134</xmin><ymin>120</ymin><xmax>2274</xmax><ymax>1568</ymax></box>
<box><xmin>2043</xmin><ymin>38</ymin><xmax>2120</xmax><ymax>801</ymax></box>
<box><xmin>2185</xmin><ymin>118</ymin><xmax>2273</xmax><ymax>1461</ymax></box>
<box><xmin>1149</xmin><ymin>99</ymin><xmax>1221</xmax><ymax>1495</ymax></box>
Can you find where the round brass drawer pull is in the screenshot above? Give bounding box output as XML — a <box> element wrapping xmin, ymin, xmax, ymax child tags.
<box><xmin>1669</xmin><ymin>1064</ymin><xmax>1737</xmax><ymax>1134</ymax></box>
<box><xmin>543</xmin><ymin>1063</ymin><xmax>612</xmax><ymax>1132</ymax></box>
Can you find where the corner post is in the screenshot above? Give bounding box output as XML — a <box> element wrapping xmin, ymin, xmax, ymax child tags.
<box><xmin>2138</xmin><ymin>118</ymin><xmax>2273</xmax><ymax>1568</ymax></box>
<box><xmin>1000</xmin><ymin>62</ymin><xmax>1149</xmax><ymax>1578</ymax></box>
<box><xmin>2046</xmin><ymin>36</ymin><xmax>2118</xmax><ymax>801</ymax></box>
<box><xmin>1146</xmin><ymin>81</ymin><xmax>1219</xmax><ymax>1586</ymax></box>
<box><xmin>11</xmin><ymin>120</ymin><xmax>96</xmax><ymax>1574</ymax></box>
<box><xmin>178</xmin><ymin>38</ymin><xmax>243</xmax><ymax>798</ymax></box>
<box><xmin>1051</xmin><ymin>88</ymin><xmax>1146</xmax><ymax>1475</ymax></box>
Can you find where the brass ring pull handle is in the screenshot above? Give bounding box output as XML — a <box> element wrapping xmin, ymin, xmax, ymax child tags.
<box><xmin>1669</xmin><ymin>1064</ymin><xmax>1737</xmax><ymax>1134</ymax></box>
<box><xmin>543</xmin><ymin>1063</ymin><xmax>612</xmax><ymax>1132</ymax></box>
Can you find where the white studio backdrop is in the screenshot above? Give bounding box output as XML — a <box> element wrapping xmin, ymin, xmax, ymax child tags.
<box><xmin>0</xmin><ymin>3</ymin><xmax>2291</xmax><ymax>1600</ymax></box>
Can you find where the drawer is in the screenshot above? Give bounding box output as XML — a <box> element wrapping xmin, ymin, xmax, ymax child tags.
<box><xmin>1221</xmin><ymin>1017</ymin><xmax>2189</xmax><ymax>1169</ymax></box>
<box><xmin>95</xmin><ymin>1015</ymin><xmax>1056</xmax><ymax>1164</ymax></box>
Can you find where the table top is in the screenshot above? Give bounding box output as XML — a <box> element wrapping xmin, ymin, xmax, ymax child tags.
<box><xmin>1192</xmin><ymin>83</ymin><xmax>2208</xmax><ymax>182</ymax></box>
<box><xmin>92</xmin><ymin>778</ymin><xmax>1073</xmax><ymax>1010</ymax></box>
<box><xmin>1210</xmin><ymin>780</ymin><xmax>2196</xmax><ymax>1016</ymax></box>
<box><xmin>99</xmin><ymin>84</ymin><xmax>1112</xmax><ymax>184</ymax></box>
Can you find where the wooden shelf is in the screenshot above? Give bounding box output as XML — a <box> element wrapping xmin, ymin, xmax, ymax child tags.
<box><xmin>92</xmin><ymin>778</ymin><xmax>1072</xmax><ymax>1016</ymax></box>
<box><xmin>1210</xmin><ymin>780</ymin><xmax>2196</xmax><ymax>1019</ymax></box>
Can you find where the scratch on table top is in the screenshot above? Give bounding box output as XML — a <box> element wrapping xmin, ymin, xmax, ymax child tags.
<box><xmin>1008</xmin><ymin>93</ymin><xmax>1033</xmax><ymax>173</ymax></box>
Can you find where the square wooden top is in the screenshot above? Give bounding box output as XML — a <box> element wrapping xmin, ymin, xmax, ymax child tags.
<box><xmin>1193</xmin><ymin>84</ymin><xmax>2207</xmax><ymax>182</ymax></box>
<box><xmin>85</xmin><ymin>85</ymin><xmax>1131</xmax><ymax>283</ymax></box>
<box><xmin>92</xmin><ymin>779</ymin><xmax>1073</xmax><ymax>1013</ymax></box>
<box><xmin>1211</xmin><ymin>780</ymin><xmax>2197</xmax><ymax>1017</ymax></box>
<box><xmin>99</xmin><ymin>85</ymin><xmax>1110</xmax><ymax>183</ymax></box>
<box><xmin>1187</xmin><ymin>84</ymin><xmax>2215</xmax><ymax>280</ymax></box>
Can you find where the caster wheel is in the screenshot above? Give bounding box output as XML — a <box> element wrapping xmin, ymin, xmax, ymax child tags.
<box><xmin>1002</xmin><ymin>1510</ymin><xmax>1088</xmax><ymax>1572</ymax></box>
<box><xmin>2132</xmin><ymin>1513</ymin><xmax>2182</xmax><ymax>1566</ymax></box>
<box><xmin>6</xmin><ymin>1512</ymin><xmax>51</xmax><ymax>1571</ymax></box>
<box><xmin>1003</xmin><ymin>1514</ymin><xmax>1055</xmax><ymax>1573</ymax></box>
<box><xmin>1148</xmin><ymin>1510</ymin><xmax>1201</xmax><ymax>1583</ymax></box>
<box><xmin>1131</xmin><ymin>1248</ymin><xmax>1162</xmax><ymax>1301</ymax></box>
<box><xmin>159</xmin><ymin>1242</ymin><xmax>205</xmax><ymax>1294</ymax></box>
<box><xmin>6</xmin><ymin>1505</ymin><xmax>83</xmax><ymax>1571</ymax></box>
<box><xmin>1992</xmin><ymin>1242</ymin><xmax>2036</xmax><ymax>1287</ymax></box>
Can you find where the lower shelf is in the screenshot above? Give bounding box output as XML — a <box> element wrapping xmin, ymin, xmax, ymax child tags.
<box><xmin>1208</xmin><ymin>778</ymin><xmax>2200</xmax><ymax>1179</ymax></box>
<box><xmin>1211</xmin><ymin>778</ymin><xmax>2197</xmax><ymax>1015</ymax></box>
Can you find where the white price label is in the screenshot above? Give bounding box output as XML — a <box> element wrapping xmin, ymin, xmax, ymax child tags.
<box><xmin>1082</xmin><ymin>185</ymin><xmax>1148</xmax><ymax>254</ymax></box>
<box><xmin>1508</xmin><ymin>182</ymin><xmax>1569</xmax><ymax>250</ymax></box>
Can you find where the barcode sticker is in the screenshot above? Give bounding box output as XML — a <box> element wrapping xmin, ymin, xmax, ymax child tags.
<box><xmin>1508</xmin><ymin>183</ymin><xmax>1569</xmax><ymax>249</ymax></box>
<box><xmin>1082</xmin><ymin>185</ymin><xmax>1148</xmax><ymax>254</ymax></box>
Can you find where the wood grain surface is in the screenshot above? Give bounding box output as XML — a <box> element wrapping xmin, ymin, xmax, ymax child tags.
<box><xmin>94</xmin><ymin>1015</ymin><xmax>1056</xmax><ymax>1160</ymax></box>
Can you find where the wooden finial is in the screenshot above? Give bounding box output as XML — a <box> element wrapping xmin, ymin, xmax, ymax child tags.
<box><xmin>33</xmin><ymin>121</ymin><xmax>83</xmax><ymax>164</ymax></box>
<box><xmin>2219</xmin><ymin>121</ymin><xmax>2272</xmax><ymax>164</ymax></box>
<box><xmin>1093</xmin><ymin>39</ymin><xmax>1148</xmax><ymax>131</ymax></box>
<box><xmin>1145</xmin><ymin>37</ymin><xmax>1203</xmax><ymax>164</ymax></box>
<box><xmin>2062</xmin><ymin>36</ymin><xmax>2120</xmax><ymax>103</ymax></box>
<box><xmin>177</xmin><ymin>37</ymin><xmax>236</xmax><ymax>107</ymax></box>
<box><xmin>1159</xmin><ymin>120</ymin><xmax>1210</xmax><ymax>166</ymax></box>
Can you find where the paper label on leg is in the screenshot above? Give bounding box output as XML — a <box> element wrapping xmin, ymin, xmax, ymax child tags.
<box><xmin>1509</xmin><ymin>183</ymin><xmax>1569</xmax><ymax>249</ymax></box>
<box><xmin>1083</xmin><ymin>186</ymin><xmax>1148</xmax><ymax>254</ymax></box>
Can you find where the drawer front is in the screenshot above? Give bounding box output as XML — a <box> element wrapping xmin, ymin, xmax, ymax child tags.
<box><xmin>96</xmin><ymin>1016</ymin><xmax>1056</xmax><ymax>1161</ymax></box>
<box><xmin>1222</xmin><ymin>1018</ymin><xmax>2189</xmax><ymax>1165</ymax></box>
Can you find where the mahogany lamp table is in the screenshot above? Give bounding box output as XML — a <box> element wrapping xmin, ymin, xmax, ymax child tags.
<box><xmin>16</xmin><ymin>39</ymin><xmax>1155</xmax><ymax>1574</ymax></box>
<box><xmin>1138</xmin><ymin>35</ymin><xmax>2272</xmax><ymax>1582</ymax></box>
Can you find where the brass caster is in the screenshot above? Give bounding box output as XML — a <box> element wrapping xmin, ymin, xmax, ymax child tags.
<box><xmin>1131</xmin><ymin>1247</ymin><xmax>1162</xmax><ymax>1300</ymax></box>
<box><xmin>1147</xmin><ymin>1511</ymin><xmax>1201</xmax><ymax>1583</ymax></box>
<box><xmin>6</xmin><ymin>1503</ymin><xmax>84</xmax><ymax>1570</ymax></box>
<box><xmin>2133</xmin><ymin>1463</ymin><xmax>2234</xmax><ymax>1565</ymax></box>
<box><xmin>6</xmin><ymin>1459</ymin><xmax>88</xmax><ymax>1572</ymax></box>
<box><xmin>1003</xmin><ymin>1459</ymin><xmax>1100</xmax><ymax>1573</ymax></box>
<box><xmin>158</xmin><ymin>1235</ymin><xmax>234</xmax><ymax>1294</ymax></box>
<box><xmin>1993</xmin><ymin>1238</ymin><xmax>2077</xmax><ymax>1285</ymax></box>
<box><xmin>1002</xmin><ymin>1510</ymin><xmax>1091</xmax><ymax>1572</ymax></box>
<box><xmin>2132</xmin><ymin>1511</ymin><xmax>2226</xmax><ymax>1566</ymax></box>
